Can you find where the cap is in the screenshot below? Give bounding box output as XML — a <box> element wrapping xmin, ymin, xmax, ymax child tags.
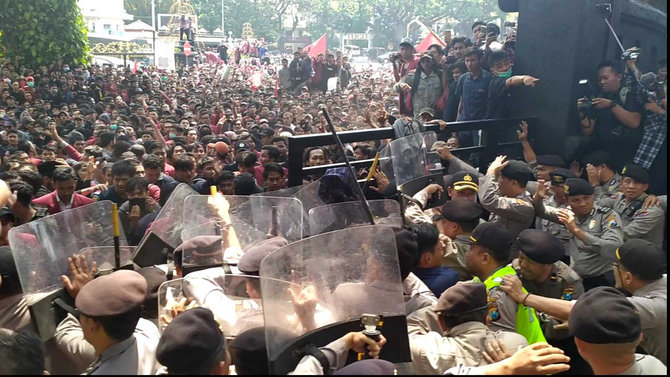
<box><xmin>430</xmin><ymin>141</ymin><xmax>447</xmax><ymax>152</ymax></box>
<box><xmin>569</xmin><ymin>286</ymin><xmax>641</xmax><ymax>344</ymax></box>
<box><xmin>399</xmin><ymin>37</ymin><xmax>414</xmax><ymax>47</ymax></box>
<box><xmin>457</xmin><ymin>222</ymin><xmax>512</xmax><ymax>261</ymax></box>
<box><xmin>440</xmin><ymin>199</ymin><xmax>483</xmax><ymax>223</ymax></box>
<box><xmin>616</xmin><ymin>239</ymin><xmax>666</xmax><ymax>280</ymax></box>
<box><xmin>259</xmin><ymin>118</ymin><xmax>269</xmax><ymax>124</ymax></box>
<box><xmin>233</xmin><ymin>173</ymin><xmax>263</xmax><ymax>195</ymax></box>
<box><xmin>334</xmin><ymin>359</ymin><xmax>396</xmax><ymax>375</ymax></box>
<box><xmin>501</xmin><ymin>160</ymin><xmax>533</xmax><ymax>185</ymax></box>
<box><xmin>548</xmin><ymin>168</ymin><xmax>575</xmax><ymax>187</ymax></box>
<box><xmin>517</xmin><ymin>229</ymin><xmax>564</xmax><ymax>264</ymax></box>
<box><xmin>620</xmin><ymin>164</ymin><xmax>650</xmax><ymax>184</ymax></box>
<box><xmin>75</xmin><ymin>270</ymin><xmax>147</xmax><ymax>317</ymax></box>
<box><xmin>563</xmin><ymin>178</ymin><xmax>594</xmax><ymax>196</ymax></box>
<box><xmin>174</xmin><ymin>235</ymin><xmax>222</xmax><ymax>259</ymax></box>
<box><xmin>237</xmin><ymin>237</ymin><xmax>289</xmax><ymax>275</ymax></box>
<box><xmin>582</xmin><ymin>150</ymin><xmax>613</xmax><ymax>168</ymax></box>
<box><xmin>418</xmin><ymin>107</ymin><xmax>435</xmax><ymax>117</ymax></box>
<box><xmin>448</xmin><ymin>171</ymin><xmax>479</xmax><ymax>192</ymax></box>
<box><xmin>258</xmin><ymin>127</ymin><xmax>274</xmax><ymax>137</ymax></box>
<box><xmin>98</xmin><ymin>113</ymin><xmax>111</xmax><ymax>125</ymax></box>
<box><xmin>156</xmin><ymin>307</ymin><xmax>225</xmax><ymax>373</ymax></box>
<box><xmin>435</xmin><ymin>282</ymin><xmax>487</xmax><ymax>317</ymax></box>
<box><xmin>234</xmin><ymin>141</ymin><xmax>250</xmax><ymax>152</ymax></box>
<box><xmin>536</xmin><ymin>155</ymin><xmax>565</xmax><ymax>168</ymax></box>
<box><xmin>419</xmin><ymin>52</ymin><xmax>434</xmax><ymax>61</ymax></box>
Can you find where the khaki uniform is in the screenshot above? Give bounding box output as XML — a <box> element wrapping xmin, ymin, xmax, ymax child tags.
<box><xmin>594</xmin><ymin>174</ymin><xmax>622</xmax><ymax>203</ymax></box>
<box><xmin>408</xmin><ymin>321</ymin><xmax>528</xmax><ymax>375</ymax></box>
<box><xmin>536</xmin><ymin>196</ymin><xmax>573</xmax><ymax>257</ymax></box>
<box><xmin>628</xmin><ymin>276</ymin><xmax>667</xmax><ymax>365</ymax></box>
<box><xmin>55</xmin><ymin>314</ymin><xmax>160</xmax><ymax>375</ymax></box>
<box><xmin>0</xmin><ymin>294</ymin><xmax>32</xmax><ymax>332</ymax></box>
<box><xmin>533</xmin><ymin>198</ymin><xmax>624</xmax><ymax>279</ymax></box>
<box><xmin>478</xmin><ymin>175</ymin><xmax>535</xmax><ymax>239</ymax></box>
<box><xmin>616</xmin><ymin>354</ymin><xmax>666</xmax><ymax>375</ymax></box>
<box><xmin>598</xmin><ymin>193</ymin><xmax>665</xmax><ymax>249</ymax></box>
<box><xmin>512</xmin><ymin>259</ymin><xmax>584</xmax><ymax>340</ymax></box>
<box><xmin>443</xmin><ymin>238</ymin><xmax>473</xmax><ymax>281</ymax></box>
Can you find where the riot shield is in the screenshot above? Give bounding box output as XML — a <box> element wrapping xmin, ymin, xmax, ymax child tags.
<box><xmin>260</xmin><ymin>226</ymin><xmax>411</xmax><ymax>374</ymax></box>
<box><xmin>390</xmin><ymin>131</ymin><xmax>446</xmax><ymax>208</ymax></box>
<box><xmin>308</xmin><ymin>200</ymin><xmax>402</xmax><ymax>235</ymax></box>
<box><xmin>79</xmin><ymin>246</ymin><xmax>134</xmax><ymax>272</ymax></box>
<box><xmin>145</xmin><ymin>183</ymin><xmax>198</xmax><ymax>249</ymax></box>
<box><xmin>389</xmin><ymin>131</ymin><xmax>438</xmax><ymax>188</ymax></box>
<box><xmin>157</xmin><ymin>274</ymin><xmax>267</xmax><ymax>338</ymax></box>
<box><xmin>251</xmin><ymin>184</ymin><xmax>304</xmax><ymax>198</ymax></box>
<box><xmin>9</xmin><ymin>201</ymin><xmax>128</xmax><ymax>295</ymax></box>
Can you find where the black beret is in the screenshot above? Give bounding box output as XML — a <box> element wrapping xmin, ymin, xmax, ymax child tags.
<box><xmin>392</xmin><ymin>227</ymin><xmax>420</xmax><ymax>280</ymax></box>
<box><xmin>229</xmin><ymin>326</ymin><xmax>293</xmax><ymax>375</ymax></box>
<box><xmin>334</xmin><ymin>359</ymin><xmax>396</xmax><ymax>375</ymax></box>
<box><xmin>517</xmin><ymin>229</ymin><xmax>564</xmax><ymax>264</ymax></box>
<box><xmin>75</xmin><ymin>270</ymin><xmax>147</xmax><ymax>317</ymax></box>
<box><xmin>435</xmin><ymin>282</ymin><xmax>488</xmax><ymax>317</ymax></box>
<box><xmin>440</xmin><ymin>199</ymin><xmax>483</xmax><ymax>223</ymax></box>
<box><xmin>501</xmin><ymin>160</ymin><xmax>533</xmax><ymax>185</ymax></box>
<box><xmin>136</xmin><ymin>266</ymin><xmax>166</xmax><ymax>317</ymax></box>
<box><xmin>569</xmin><ymin>287</ymin><xmax>641</xmax><ymax>344</ymax></box>
<box><xmin>156</xmin><ymin>307</ymin><xmax>225</xmax><ymax>373</ymax></box>
<box><xmin>536</xmin><ymin>155</ymin><xmax>565</xmax><ymax>168</ymax></box>
<box><xmin>447</xmin><ymin>171</ymin><xmax>479</xmax><ymax>192</ymax></box>
<box><xmin>616</xmin><ymin>239</ymin><xmax>666</xmax><ymax>280</ymax></box>
<box><xmin>582</xmin><ymin>150</ymin><xmax>613</xmax><ymax>168</ymax></box>
<box><xmin>620</xmin><ymin>164</ymin><xmax>650</xmax><ymax>184</ymax></box>
<box><xmin>457</xmin><ymin>222</ymin><xmax>512</xmax><ymax>263</ymax></box>
<box><xmin>549</xmin><ymin>168</ymin><xmax>575</xmax><ymax>186</ymax></box>
<box><xmin>237</xmin><ymin>237</ymin><xmax>289</xmax><ymax>275</ymax></box>
<box><xmin>563</xmin><ymin>178</ymin><xmax>594</xmax><ymax>196</ymax></box>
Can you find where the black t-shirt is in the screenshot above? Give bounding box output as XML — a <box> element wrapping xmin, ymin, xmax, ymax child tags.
<box><xmin>487</xmin><ymin>76</ymin><xmax>509</xmax><ymax>119</ymax></box>
<box><xmin>593</xmin><ymin>87</ymin><xmax>644</xmax><ymax>167</ymax></box>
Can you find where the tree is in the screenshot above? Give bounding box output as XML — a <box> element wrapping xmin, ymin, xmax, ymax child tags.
<box><xmin>0</xmin><ymin>0</ymin><xmax>90</xmax><ymax>68</ymax></box>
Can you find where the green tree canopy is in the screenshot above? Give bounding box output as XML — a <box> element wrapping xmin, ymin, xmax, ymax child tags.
<box><xmin>0</xmin><ymin>0</ymin><xmax>89</xmax><ymax>68</ymax></box>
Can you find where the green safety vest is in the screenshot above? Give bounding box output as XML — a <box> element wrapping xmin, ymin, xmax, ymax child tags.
<box><xmin>474</xmin><ymin>265</ymin><xmax>546</xmax><ymax>345</ymax></box>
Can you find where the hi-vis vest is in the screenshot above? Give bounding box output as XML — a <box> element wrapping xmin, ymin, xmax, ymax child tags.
<box><xmin>474</xmin><ymin>266</ymin><xmax>547</xmax><ymax>344</ymax></box>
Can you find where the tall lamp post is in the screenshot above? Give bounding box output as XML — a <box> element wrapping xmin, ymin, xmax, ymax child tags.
<box><xmin>151</xmin><ymin>0</ymin><xmax>156</xmax><ymax>64</ymax></box>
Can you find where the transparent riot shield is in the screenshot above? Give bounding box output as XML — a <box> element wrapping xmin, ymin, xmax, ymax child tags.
<box><xmin>389</xmin><ymin>131</ymin><xmax>438</xmax><ymax>188</ymax></box>
<box><xmin>248</xmin><ymin>195</ymin><xmax>303</xmax><ymax>242</ymax></box>
<box><xmin>79</xmin><ymin>246</ymin><xmax>135</xmax><ymax>273</ymax></box>
<box><xmin>145</xmin><ymin>183</ymin><xmax>198</xmax><ymax>248</ymax></box>
<box><xmin>260</xmin><ymin>226</ymin><xmax>411</xmax><ymax>374</ymax></box>
<box><xmin>251</xmin><ymin>184</ymin><xmax>304</xmax><ymax>198</ymax></box>
<box><xmin>308</xmin><ymin>200</ymin><xmax>402</xmax><ymax>235</ymax></box>
<box><xmin>9</xmin><ymin>201</ymin><xmax>129</xmax><ymax>295</ymax></box>
<box><xmin>157</xmin><ymin>274</ymin><xmax>267</xmax><ymax>338</ymax></box>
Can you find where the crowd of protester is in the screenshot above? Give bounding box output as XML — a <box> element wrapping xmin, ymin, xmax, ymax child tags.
<box><xmin>0</xmin><ymin>17</ymin><xmax>667</xmax><ymax>376</ymax></box>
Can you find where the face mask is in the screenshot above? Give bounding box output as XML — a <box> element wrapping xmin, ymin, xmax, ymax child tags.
<box><xmin>168</xmin><ymin>133</ymin><xmax>176</xmax><ymax>139</ymax></box>
<box><xmin>63</xmin><ymin>66</ymin><xmax>70</xmax><ymax>72</ymax></box>
<box><xmin>27</xmin><ymin>82</ymin><xmax>34</xmax><ymax>88</ymax></box>
<box><xmin>497</xmin><ymin>69</ymin><xmax>513</xmax><ymax>79</ymax></box>
<box><xmin>129</xmin><ymin>198</ymin><xmax>146</xmax><ymax>211</ymax></box>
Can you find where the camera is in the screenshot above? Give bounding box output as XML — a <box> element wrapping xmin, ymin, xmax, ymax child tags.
<box><xmin>578</xmin><ymin>79</ymin><xmax>597</xmax><ymax>118</ymax></box>
<box><xmin>390</xmin><ymin>52</ymin><xmax>401</xmax><ymax>62</ymax></box>
<box><xmin>622</xmin><ymin>49</ymin><xmax>640</xmax><ymax>61</ymax></box>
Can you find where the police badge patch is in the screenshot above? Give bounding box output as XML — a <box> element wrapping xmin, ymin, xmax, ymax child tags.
<box><xmin>606</xmin><ymin>213</ymin><xmax>618</xmax><ymax>227</ymax></box>
<box><xmin>487</xmin><ymin>296</ymin><xmax>500</xmax><ymax>322</ymax></box>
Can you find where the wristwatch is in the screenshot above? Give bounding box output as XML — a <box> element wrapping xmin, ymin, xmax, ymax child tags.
<box><xmin>608</xmin><ymin>101</ymin><xmax>618</xmax><ymax>109</ymax></box>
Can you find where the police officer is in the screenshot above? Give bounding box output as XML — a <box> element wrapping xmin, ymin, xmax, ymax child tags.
<box><xmin>434</xmin><ymin>199</ymin><xmax>483</xmax><ymax>280</ymax></box>
<box><xmin>408</xmin><ymin>282</ymin><xmax>527</xmax><ymax>374</ymax></box>
<box><xmin>534</xmin><ymin>168</ymin><xmax>576</xmax><ymax>264</ymax></box>
<box><xmin>569</xmin><ymin>287</ymin><xmax>666</xmax><ymax>374</ymax></box>
<box><xmin>533</xmin><ymin>178</ymin><xmax>624</xmax><ymax>291</ymax></box>
<box><xmin>461</xmin><ymin>222</ymin><xmax>546</xmax><ymax>344</ymax></box>
<box><xmin>511</xmin><ymin>229</ymin><xmax>583</xmax><ymax>344</ymax></box>
<box><xmin>499</xmin><ymin>239</ymin><xmax>666</xmax><ymax>365</ymax></box>
<box><xmin>525</xmin><ymin>155</ymin><xmax>565</xmax><ymax>195</ymax></box>
<box><xmin>598</xmin><ymin>164</ymin><xmax>665</xmax><ymax>249</ymax></box>
<box><xmin>479</xmin><ymin>156</ymin><xmax>535</xmax><ymax>239</ymax></box>
<box><xmin>58</xmin><ymin>269</ymin><xmax>160</xmax><ymax>375</ymax></box>
<box><xmin>583</xmin><ymin>150</ymin><xmax>622</xmax><ymax>202</ymax></box>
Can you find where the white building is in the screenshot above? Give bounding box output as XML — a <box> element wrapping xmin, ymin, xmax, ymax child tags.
<box><xmin>78</xmin><ymin>0</ymin><xmax>133</xmax><ymax>38</ymax></box>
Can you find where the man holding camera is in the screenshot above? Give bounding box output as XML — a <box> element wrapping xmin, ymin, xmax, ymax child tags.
<box><xmin>391</xmin><ymin>38</ymin><xmax>420</xmax><ymax>116</ymax></box>
<box><xmin>578</xmin><ymin>60</ymin><xmax>645</xmax><ymax>169</ymax></box>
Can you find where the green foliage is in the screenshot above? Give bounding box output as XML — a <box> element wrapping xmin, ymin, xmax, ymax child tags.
<box><xmin>0</xmin><ymin>0</ymin><xmax>90</xmax><ymax>68</ymax></box>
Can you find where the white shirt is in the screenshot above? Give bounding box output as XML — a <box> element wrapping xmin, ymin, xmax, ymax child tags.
<box><xmin>56</xmin><ymin>193</ymin><xmax>73</xmax><ymax>212</ymax></box>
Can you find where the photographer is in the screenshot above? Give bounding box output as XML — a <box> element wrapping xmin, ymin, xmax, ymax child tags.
<box><xmin>578</xmin><ymin>60</ymin><xmax>644</xmax><ymax>169</ymax></box>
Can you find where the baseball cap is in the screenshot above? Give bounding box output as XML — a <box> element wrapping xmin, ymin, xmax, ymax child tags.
<box><xmin>457</xmin><ymin>222</ymin><xmax>512</xmax><ymax>262</ymax></box>
<box><xmin>399</xmin><ymin>38</ymin><xmax>414</xmax><ymax>47</ymax></box>
<box><xmin>234</xmin><ymin>141</ymin><xmax>250</xmax><ymax>152</ymax></box>
<box><xmin>418</xmin><ymin>107</ymin><xmax>435</xmax><ymax>117</ymax></box>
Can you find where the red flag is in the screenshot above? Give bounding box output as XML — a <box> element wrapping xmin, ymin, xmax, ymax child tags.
<box><xmin>415</xmin><ymin>31</ymin><xmax>445</xmax><ymax>53</ymax></box>
<box><xmin>303</xmin><ymin>34</ymin><xmax>327</xmax><ymax>58</ymax></box>
<box><xmin>249</xmin><ymin>71</ymin><xmax>262</xmax><ymax>91</ymax></box>
<box><xmin>132</xmin><ymin>61</ymin><xmax>138</xmax><ymax>74</ymax></box>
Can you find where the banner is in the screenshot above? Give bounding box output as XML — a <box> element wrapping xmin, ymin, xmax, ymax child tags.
<box><xmin>155</xmin><ymin>39</ymin><xmax>176</xmax><ymax>71</ymax></box>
